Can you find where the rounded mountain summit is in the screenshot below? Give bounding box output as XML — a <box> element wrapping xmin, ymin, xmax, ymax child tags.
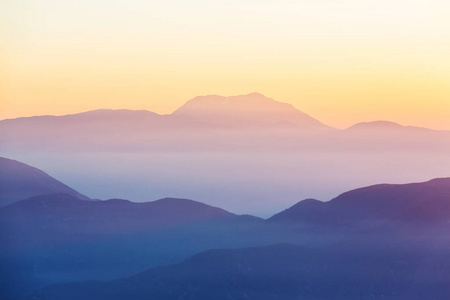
<box><xmin>172</xmin><ymin>93</ymin><xmax>331</xmax><ymax>129</ymax></box>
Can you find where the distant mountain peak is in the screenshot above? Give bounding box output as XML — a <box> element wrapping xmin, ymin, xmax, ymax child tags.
<box><xmin>172</xmin><ymin>93</ymin><xmax>330</xmax><ymax>129</ymax></box>
<box><xmin>246</xmin><ymin>92</ymin><xmax>265</xmax><ymax>97</ymax></box>
<box><xmin>347</xmin><ymin>120</ymin><xmax>404</xmax><ymax>130</ymax></box>
<box><xmin>346</xmin><ymin>120</ymin><xmax>435</xmax><ymax>132</ymax></box>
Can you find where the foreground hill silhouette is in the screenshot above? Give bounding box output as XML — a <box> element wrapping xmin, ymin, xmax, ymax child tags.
<box><xmin>30</xmin><ymin>243</ymin><xmax>450</xmax><ymax>300</ymax></box>
<box><xmin>1</xmin><ymin>158</ymin><xmax>450</xmax><ymax>299</ymax></box>
<box><xmin>0</xmin><ymin>194</ymin><xmax>253</xmax><ymax>239</ymax></box>
<box><xmin>0</xmin><ymin>160</ymin><xmax>262</xmax><ymax>299</ymax></box>
<box><xmin>0</xmin><ymin>193</ymin><xmax>263</xmax><ymax>299</ymax></box>
<box><xmin>0</xmin><ymin>157</ymin><xmax>89</xmax><ymax>207</ymax></box>
<box><xmin>269</xmin><ymin>178</ymin><xmax>450</xmax><ymax>226</ymax></box>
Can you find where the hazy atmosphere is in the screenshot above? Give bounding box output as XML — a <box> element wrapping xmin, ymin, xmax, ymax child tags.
<box><xmin>2</xmin><ymin>0</ymin><xmax>450</xmax><ymax>129</ymax></box>
<box><xmin>1</xmin><ymin>1</ymin><xmax>450</xmax><ymax>300</ymax></box>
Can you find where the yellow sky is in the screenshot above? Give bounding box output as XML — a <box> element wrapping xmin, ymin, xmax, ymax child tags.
<box><xmin>1</xmin><ymin>0</ymin><xmax>450</xmax><ymax>129</ymax></box>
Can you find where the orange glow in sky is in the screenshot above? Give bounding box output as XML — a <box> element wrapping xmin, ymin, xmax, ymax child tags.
<box><xmin>2</xmin><ymin>0</ymin><xmax>450</xmax><ymax>129</ymax></box>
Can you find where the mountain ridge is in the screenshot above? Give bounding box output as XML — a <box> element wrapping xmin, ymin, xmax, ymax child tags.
<box><xmin>269</xmin><ymin>177</ymin><xmax>450</xmax><ymax>225</ymax></box>
<box><xmin>170</xmin><ymin>92</ymin><xmax>330</xmax><ymax>129</ymax></box>
<box><xmin>0</xmin><ymin>193</ymin><xmax>247</xmax><ymax>236</ymax></box>
<box><xmin>0</xmin><ymin>157</ymin><xmax>89</xmax><ymax>207</ymax></box>
<box><xmin>29</xmin><ymin>242</ymin><xmax>450</xmax><ymax>300</ymax></box>
<box><xmin>345</xmin><ymin>120</ymin><xmax>442</xmax><ymax>133</ymax></box>
<box><xmin>2</xmin><ymin>158</ymin><xmax>450</xmax><ymax>300</ymax></box>
<box><xmin>1</xmin><ymin>93</ymin><xmax>447</xmax><ymax>132</ymax></box>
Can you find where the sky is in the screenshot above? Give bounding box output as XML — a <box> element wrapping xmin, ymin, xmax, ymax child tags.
<box><xmin>2</xmin><ymin>0</ymin><xmax>450</xmax><ymax>129</ymax></box>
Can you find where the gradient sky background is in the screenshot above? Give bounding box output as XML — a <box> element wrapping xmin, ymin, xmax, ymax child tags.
<box><xmin>2</xmin><ymin>0</ymin><xmax>450</xmax><ymax>129</ymax></box>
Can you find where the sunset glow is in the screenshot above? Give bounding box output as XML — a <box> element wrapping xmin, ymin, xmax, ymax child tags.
<box><xmin>2</xmin><ymin>0</ymin><xmax>450</xmax><ymax>129</ymax></box>
<box><xmin>2</xmin><ymin>2</ymin><xmax>450</xmax><ymax>298</ymax></box>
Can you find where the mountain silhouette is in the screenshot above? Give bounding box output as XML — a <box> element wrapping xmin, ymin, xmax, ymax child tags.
<box><xmin>0</xmin><ymin>193</ymin><xmax>254</xmax><ymax>239</ymax></box>
<box><xmin>0</xmin><ymin>108</ymin><xmax>216</xmax><ymax>150</ymax></box>
<box><xmin>0</xmin><ymin>157</ymin><xmax>89</xmax><ymax>207</ymax></box>
<box><xmin>345</xmin><ymin>120</ymin><xmax>439</xmax><ymax>134</ymax></box>
<box><xmin>269</xmin><ymin>178</ymin><xmax>450</xmax><ymax>226</ymax></box>
<box><xmin>29</xmin><ymin>242</ymin><xmax>450</xmax><ymax>300</ymax></box>
<box><xmin>0</xmin><ymin>95</ymin><xmax>328</xmax><ymax>152</ymax></box>
<box><xmin>0</xmin><ymin>193</ymin><xmax>262</xmax><ymax>299</ymax></box>
<box><xmin>1</xmin><ymin>93</ymin><xmax>448</xmax><ymax>155</ymax></box>
<box><xmin>172</xmin><ymin>92</ymin><xmax>330</xmax><ymax>129</ymax></box>
<box><xmin>3</xmin><ymin>176</ymin><xmax>450</xmax><ymax>299</ymax></box>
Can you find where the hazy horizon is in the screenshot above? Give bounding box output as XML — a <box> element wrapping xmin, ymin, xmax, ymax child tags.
<box><xmin>2</xmin><ymin>2</ymin><xmax>450</xmax><ymax>298</ymax></box>
<box><xmin>2</xmin><ymin>148</ymin><xmax>448</xmax><ymax>218</ymax></box>
<box><xmin>1</xmin><ymin>92</ymin><xmax>449</xmax><ymax>216</ymax></box>
<box><xmin>0</xmin><ymin>92</ymin><xmax>448</xmax><ymax>131</ymax></box>
<box><xmin>3</xmin><ymin>0</ymin><xmax>450</xmax><ymax>130</ymax></box>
